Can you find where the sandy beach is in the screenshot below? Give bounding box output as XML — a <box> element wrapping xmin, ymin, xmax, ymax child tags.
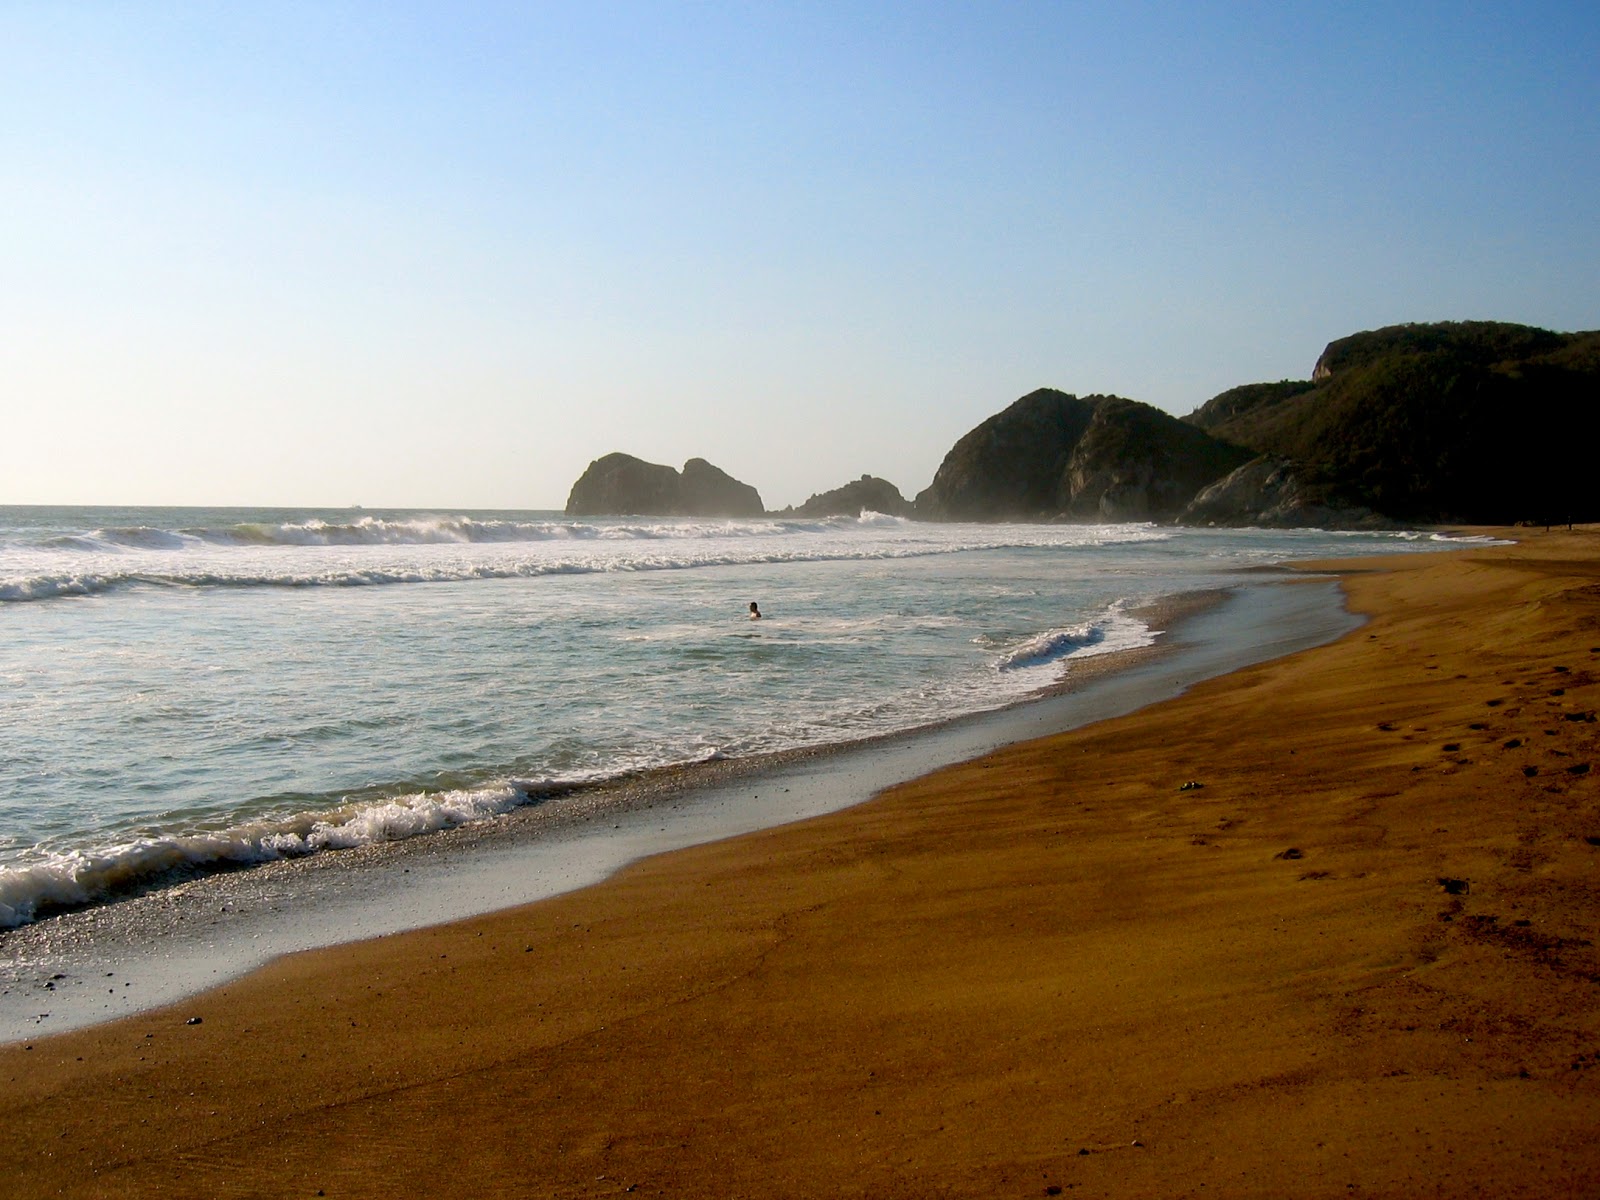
<box><xmin>3</xmin><ymin>529</ymin><xmax>1598</xmax><ymax>1198</ymax></box>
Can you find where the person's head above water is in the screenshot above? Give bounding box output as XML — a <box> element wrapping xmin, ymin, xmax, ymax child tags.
<box><xmin>748</xmin><ymin>601</ymin><xmax>761</xmax><ymax>619</ymax></box>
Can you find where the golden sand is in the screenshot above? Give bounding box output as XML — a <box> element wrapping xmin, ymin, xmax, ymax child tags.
<box><xmin>3</xmin><ymin>530</ymin><xmax>1598</xmax><ymax>1198</ymax></box>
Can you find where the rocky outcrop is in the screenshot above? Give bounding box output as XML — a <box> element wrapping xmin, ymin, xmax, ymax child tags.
<box><xmin>790</xmin><ymin>475</ymin><xmax>915</xmax><ymax>518</ymax></box>
<box><xmin>914</xmin><ymin>389</ymin><xmax>1252</xmax><ymax>522</ymax></box>
<box><xmin>1060</xmin><ymin>398</ymin><xmax>1256</xmax><ymax>520</ymax></box>
<box><xmin>1178</xmin><ymin>456</ymin><xmax>1386</xmax><ymax>528</ymax></box>
<box><xmin>914</xmin><ymin>390</ymin><xmax>1097</xmax><ymax>520</ymax></box>
<box><xmin>1310</xmin><ymin>320</ymin><xmax>1569</xmax><ymax>381</ymax></box>
<box><xmin>565</xmin><ymin>453</ymin><xmax>763</xmax><ymax>517</ymax></box>
<box><xmin>677</xmin><ymin>458</ymin><xmax>764</xmax><ymax>517</ymax></box>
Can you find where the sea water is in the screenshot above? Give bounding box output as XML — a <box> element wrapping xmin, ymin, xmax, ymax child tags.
<box><xmin>0</xmin><ymin>505</ymin><xmax>1484</xmax><ymax>929</ymax></box>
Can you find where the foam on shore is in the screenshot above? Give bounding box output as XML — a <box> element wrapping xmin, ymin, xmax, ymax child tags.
<box><xmin>0</xmin><ymin>574</ymin><xmax>1357</xmax><ymax>1041</ymax></box>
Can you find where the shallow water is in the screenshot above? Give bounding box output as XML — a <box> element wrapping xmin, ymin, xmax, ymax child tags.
<box><xmin>0</xmin><ymin>573</ymin><xmax>1363</xmax><ymax>1040</ymax></box>
<box><xmin>0</xmin><ymin>506</ymin><xmax>1488</xmax><ymax>927</ymax></box>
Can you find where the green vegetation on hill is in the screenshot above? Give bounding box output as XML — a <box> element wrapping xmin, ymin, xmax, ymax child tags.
<box><xmin>1184</xmin><ymin>380</ymin><xmax>1317</xmax><ymax>433</ymax></box>
<box><xmin>1310</xmin><ymin>321</ymin><xmax>1570</xmax><ymax>379</ymax></box>
<box><xmin>1186</xmin><ymin>321</ymin><xmax>1600</xmax><ymax>524</ymax></box>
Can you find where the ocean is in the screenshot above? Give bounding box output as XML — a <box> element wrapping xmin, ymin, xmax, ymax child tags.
<box><xmin>0</xmin><ymin>505</ymin><xmax>1482</xmax><ymax>943</ymax></box>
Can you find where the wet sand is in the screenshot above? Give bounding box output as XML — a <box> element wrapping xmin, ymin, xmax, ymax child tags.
<box><xmin>0</xmin><ymin>576</ymin><xmax>1340</xmax><ymax>1041</ymax></box>
<box><xmin>3</xmin><ymin>529</ymin><xmax>1598</xmax><ymax>1197</ymax></box>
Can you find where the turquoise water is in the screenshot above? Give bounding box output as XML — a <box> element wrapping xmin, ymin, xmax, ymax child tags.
<box><xmin>0</xmin><ymin>506</ymin><xmax>1484</xmax><ymax>926</ymax></box>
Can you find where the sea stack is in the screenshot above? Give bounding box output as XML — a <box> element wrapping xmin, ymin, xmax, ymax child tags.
<box><xmin>565</xmin><ymin>453</ymin><xmax>764</xmax><ymax>517</ymax></box>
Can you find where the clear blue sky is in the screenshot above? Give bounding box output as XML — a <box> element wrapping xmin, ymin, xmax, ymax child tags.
<box><xmin>4</xmin><ymin>2</ymin><xmax>1597</xmax><ymax>509</ymax></box>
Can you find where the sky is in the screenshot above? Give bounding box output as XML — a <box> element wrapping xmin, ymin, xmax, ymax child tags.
<box><xmin>3</xmin><ymin>2</ymin><xmax>1597</xmax><ymax>510</ymax></box>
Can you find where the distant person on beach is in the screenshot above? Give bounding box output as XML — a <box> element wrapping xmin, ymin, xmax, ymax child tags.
<box><xmin>748</xmin><ymin>602</ymin><xmax>762</xmax><ymax>620</ymax></box>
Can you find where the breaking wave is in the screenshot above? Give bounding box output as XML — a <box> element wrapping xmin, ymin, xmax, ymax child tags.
<box><xmin>1</xmin><ymin>518</ymin><xmax>1171</xmax><ymax>603</ymax></box>
<box><xmin>995</xmin><ymin>605</ymin><xmax>1157</xmax><ymax>671</ymax></box>
<box><xmin>0</xmin><ymin>783</ymin><xmax>544</xmax><ymax>928</ymax></box>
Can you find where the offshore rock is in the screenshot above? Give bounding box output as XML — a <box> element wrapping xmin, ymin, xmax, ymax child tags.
<box><xmin>677</xmin><ymin>457</ymin><xmax>765</xmax><ymax>518</ymax></box>
<box><xmin>565</xmin><ymin>453</ymin><xmax>764</xmax><ymax>517</ymax></box>
<box><xmin>914</xmin><ymin>389</ymin><xmax>1251</xmax><ymax>522</ymax></box>
<box><xmin>790</xmin><ymin>475</ymin><xmax>915</xmax><ymax>518</ymax></box>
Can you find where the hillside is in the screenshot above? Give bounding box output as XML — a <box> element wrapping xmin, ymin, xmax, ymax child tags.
<box><xmin>914</xmin><ymin>389</ymin><xmax>1252</xmax><ymax>521</ymax></box>
<box><xmin>1186</xmin><ymin>321</ymin><xmax>1600</xmax><ymax>524</ymax></box>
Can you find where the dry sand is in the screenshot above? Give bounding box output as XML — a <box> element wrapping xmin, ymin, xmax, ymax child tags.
<box><xmin>3</xmin><ymin>529</ymin><xmax>1598</xmax><ymax>1199</ymax></box>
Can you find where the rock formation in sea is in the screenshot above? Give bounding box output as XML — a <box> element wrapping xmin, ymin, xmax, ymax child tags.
<box><xmin>563</xmin><ymin>319</ymin><xmax>1597</xmax><ymax>529</ymax></box>
<box><xmin>565</xmin><ymin>453</ymin><xmax>764</xmax><ymax>517</ymax></box>
<box><xmin>788</xmin><ymin>475</ymin><xmax>915</xmax><ymax>518</ymax></box>
<box><xmin>913</xmin><ymin>389</ymin><xmax>1252</xmax><ymax>522</ymax></box>
<box><xmin>677</xmin><ymin>457</ymin><xmax>765</xmax><ymax>517</ymax></box>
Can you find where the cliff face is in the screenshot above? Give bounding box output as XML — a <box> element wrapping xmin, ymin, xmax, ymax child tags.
<box><xmin>1061</xmin><ymin>398</ymin><xmax>1255</xmax><ymax>520</ymax></box>
<box><xmin>565</xmin><ymin>453</ymin><xmax>764</xmax><ymax>517</ymax></box>
<box><xmin>791</xmin><ymin>475</ymin><xmax>914</xmax><ymax>518</ymax></box>
<box><xmin>913</xmin><ymin>390</ymin><xmax>1097</xmax><ymax>520</ymax></box>
<box><xmin>914</xmin><ymin>389</ymin><xmax>1250</xmax><ymax>521</ymax></box>
<box><xmin>1178</xmin><ymin>455</ymin><xmax>1386</xmax><ymax>528</ymax></box>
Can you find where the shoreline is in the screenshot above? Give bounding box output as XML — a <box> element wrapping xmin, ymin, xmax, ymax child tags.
<box><xmin>0</xmin><ymin>580</ymin><xmax>1216</xmax><ymax>935</ymax></box>
<box><xmin>5</xmin><ymin>531</ymin><xmax>1598</xmax><ymax>1195</ymax></box>
<box><xmin>0</xmin><ymin>570</ymin><xmax>1349</xmax><ymax>1042</ymax></box>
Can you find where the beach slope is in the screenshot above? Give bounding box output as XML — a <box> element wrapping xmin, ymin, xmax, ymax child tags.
<box><xmin>4</xmin><ymin>531</ymin><xmax>1599</xmax><ymax>1198</ymax></box>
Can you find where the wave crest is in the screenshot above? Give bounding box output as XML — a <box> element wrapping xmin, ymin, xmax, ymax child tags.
<box><xmin>0</xmin><ymin>785</ymin><xmax>530</xmax><ymax>928</ymax></box>
<box><xmin>996</xmin><ymin>605</ymin><xmax>1157</xmax><ymax>672</ymax></box>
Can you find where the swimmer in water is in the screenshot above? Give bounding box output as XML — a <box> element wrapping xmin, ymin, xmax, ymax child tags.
<box><xmin>748</xmin><ymin>601</ymin><xmax>762</xmax><ymax>620</ymax></box>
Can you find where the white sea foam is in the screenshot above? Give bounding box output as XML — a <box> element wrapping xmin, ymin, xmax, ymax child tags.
<box><xmin>996</xmin><ymin>605</ymin><xmax>1157</xmax><ymax>672</ymax></box>
<box><xmin>197</xmin><ymin>516</ymin><xmax>586</xmax><ymax>547</ymax></box>
<box><xmin>0</xmin><ymin>573</ymin><xmax>119</xmax><ymax>602</ymax></box>
<box><xmin>0</xmin><ymin>785</ymin><xmax>527</xmax><ymax>928</ymax></box>
<box><xmin>1</xmin><ymin>511</ymin><xmax>1473</xmax><ymax>940</ymax></box>
<box><xmin>0</xmin><ymin>520</ymin><xmax>1174</xmax><ymax>604</ymax></box>
<box><xmin>854</xmin><ymin>510</ymin><xmax>912</xmax><ymax>527</ymax></box>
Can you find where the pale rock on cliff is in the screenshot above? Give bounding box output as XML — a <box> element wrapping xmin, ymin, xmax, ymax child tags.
<box><xmin>1178</xmin><ymin>456</ymin><xmax>1386</xmax><ymax>528</ymax></box>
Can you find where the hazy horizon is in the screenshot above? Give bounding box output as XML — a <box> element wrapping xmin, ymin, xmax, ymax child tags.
<box><xmin>5</xmin><ymin>4</ymin><xmax>1597</xmax><ymax>510</ymax></box>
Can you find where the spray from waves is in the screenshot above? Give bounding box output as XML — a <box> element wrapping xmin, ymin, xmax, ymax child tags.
<box><xmin>995</xmin><ymin>604</ymin><xmax>1158</xmax><ymax>672</ymax></box>
<box><xmin>0</xmin><ymin>783</ymin><xmax>538</xmax><ymax>928</ymax></box>
<box><xmin>49</xmin><ymin>515</ymin><xmax>856</xmax><ymax>551</ymax></box>
<box><xmin>22</xmin><ymin>511</ymin><xmax>1149</xmax><ymax>553</ymax></box>
<box><xmin>1</xmin><ymin>526</ymin><xmax>1174</xmax><ymax>604</ymax></box>
<box><xmin>81</xmin><ymin>527</ymin><xmax>193</xmax><ymax>550</ymax></box>
<box><xmin>199</xmin><ymin>513</ymin><xmax>925</xmax><ymax>545</ymax></box>
<box><xmin>197</xmin><ymin>516</ymin><xmax>595</xmax><ymax>547</ymax></box>
<box><xmin>0</xmin><ymin>573</ymin><xmax>121</xmax><ymax>603</ymax></box>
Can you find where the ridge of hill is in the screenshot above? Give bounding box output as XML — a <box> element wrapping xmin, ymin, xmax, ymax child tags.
<box><xmin>1184</xmin><ymin>320</ymin><xmax>1600</xmax><ymax>524</ymax></box>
